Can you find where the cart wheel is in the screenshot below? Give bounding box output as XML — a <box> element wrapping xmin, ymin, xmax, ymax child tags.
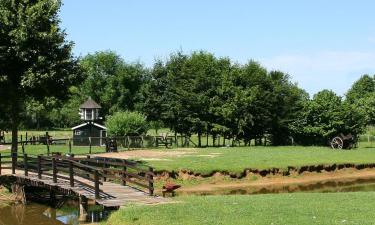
<box><xmin>331</xmin><ymin>137</ymin><xmax>343</xmax><ymax>149</ymax></box>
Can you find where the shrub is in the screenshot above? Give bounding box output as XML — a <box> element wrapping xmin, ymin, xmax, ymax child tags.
<box><xmin>105</xmin><ymin>111</ymin><xmax>148</xmax><ymax>136</ymax></box>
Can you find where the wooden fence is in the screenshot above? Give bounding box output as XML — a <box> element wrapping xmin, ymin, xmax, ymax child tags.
<box><xmin>0</xmin><ymin>153</ymin><xmax>154</xmax><ymax>198</ymax></box>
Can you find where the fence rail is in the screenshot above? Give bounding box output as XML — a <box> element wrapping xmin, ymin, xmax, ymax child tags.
<box><xmin>0</xmin><ymin>152</ymin><xmax>154</xmax><ymax>198</ymax></box>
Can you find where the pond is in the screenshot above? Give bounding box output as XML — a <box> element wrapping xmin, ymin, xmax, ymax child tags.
<box><xmin>3</xmin><ymin>178</ymin><xmax>375</xmax><ymax>224</ymax></box>
<box><xmin>178</xmin><ymin>177</ymin><xmax>375</xmax><ymax>196</ymax></box>
<box><xmin>0</xmin><ymin>201</ymin><xmax>111</xmax><ymax>225</ymax></box>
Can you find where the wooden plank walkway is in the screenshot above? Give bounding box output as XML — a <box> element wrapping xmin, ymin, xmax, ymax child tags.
<box><xmin>0</xmin><ymin>169</ymin><xmax>169</xmax><ymax>208</ymax></box>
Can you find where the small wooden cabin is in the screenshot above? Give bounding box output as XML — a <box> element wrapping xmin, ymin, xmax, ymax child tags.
<box><xmin>72</xmin><ymin>97</ymin><xmax>107</xmax><ymax>146</ymax></box>
<box><xmin>72</xmin><ymin>122</ymin><xmax>107</xmax><ymax>146</ymax></box>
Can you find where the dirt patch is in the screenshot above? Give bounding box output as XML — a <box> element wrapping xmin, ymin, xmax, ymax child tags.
<box><xmin>95</xmin><ymin>149</ymin><xmax>197</xmax><ymax>159</ymax></box>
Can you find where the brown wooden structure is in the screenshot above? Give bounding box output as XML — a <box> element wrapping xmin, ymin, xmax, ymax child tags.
<box><xmin>0</xmin><ymin>153</ymin><xmax>167</xmax><ymax>208</ymax></box>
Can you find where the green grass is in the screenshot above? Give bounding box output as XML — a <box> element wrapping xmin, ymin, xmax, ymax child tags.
<box><xmin>1</xmin><ymin>144</ymin><xmax>106</xmax><ymax>156</ymax></box>
<box><xmin>105</xmin><ymin>192</ymin><xmax>375</xmax><ymax>225</ymax></box>
<box><xmin>2</xmin><ymin>130</ymin><xmax>72</xmax><ymax>143</ymax></box>
<box><xmin>135</xmin><ymin>145</ymin><xmax>375</xmax><ymax>174</ymax></box>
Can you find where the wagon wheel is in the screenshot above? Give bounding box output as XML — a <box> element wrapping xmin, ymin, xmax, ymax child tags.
<box><xmin>331</xmin><ymin>137</ymin><xmax>343</xmax><ymax>149</ymax></box>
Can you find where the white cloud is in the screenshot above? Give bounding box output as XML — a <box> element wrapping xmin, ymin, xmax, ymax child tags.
<box><xmin>259</xmin><ymin>51</ymin><xmax>375</xmax><ymax>96</ymax></box>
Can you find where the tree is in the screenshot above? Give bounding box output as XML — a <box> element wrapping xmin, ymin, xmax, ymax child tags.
<box><xmin>289</xmin><ymin>90</ymin><xmax>365</xmax><ymax>145</ymax></box>
<box><xmin>346</xmin><ymin>74</ymin><xmax>375</xmax><ymax>104</ymax></box>
<box><xmin>346</xmin><ymin>74</ymin><xmax>375</xmax><ymax>126</ymax></box>
<box><xmin>80</xmin><ymin>51</ymin><xmax>147</xmax><ymax>117</ymax></box>
<box><xmin>0</xmin><ymin>0</ymin><xmax>82</xmax><ymax>152</ymax></box>
<box><xmin>105</xmin><ymin>111</ymin><xmax>148</xmax><ymax>136</ymax></box>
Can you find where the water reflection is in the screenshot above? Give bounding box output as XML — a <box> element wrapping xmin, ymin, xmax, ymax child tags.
<box><xmin>178</xmin><ymin>178</ymin><xmax>375</xmax><ymax>196</ymax></box>
<box><xmin>0</xmin><ymin>202</ymin><xmax>111</xmax><ymax>225</ymax></box>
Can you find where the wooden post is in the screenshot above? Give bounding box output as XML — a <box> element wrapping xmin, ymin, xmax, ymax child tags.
<box><xmin>103</xmin><ymin>158</ymin><xmax>107</xmax><ymax>182</ymax></box>
<box><xmin>23</xmin><ymin>153</ymin><xmax>28</xmax><ymax>176</ymax></box>
<box><xmin>25</xmin><ymin>132</ymin><xmax>28</xmax><ymax>145</ymax></box>
<box><xmin>69</xmin><ymin>160</ymin><xmax>74</xmax><ymax>187</ymax></box>
<box><xmin>148</xmin><ymin>167</ymin><xmax>154</xmax><ymax>196</ymax></box>
<box><xmin>46</xmin><ymin>132</ymin><xmax>50</xmax><ymax>156</ymax></box>
<box><xmin>20</xmin><ymin>134</ymin><xmax>23</xmax><ymax>144</ymax></box>
<box><xmin>38</xmin><ymin>155</ymin><xmax>42</xmax><ymax>179</ymax></box>
<box><xmin>21</xmin><ymin>143</ymin><xmax>25</xmax><ymax>154</ymax></box>
<box><xmin>69</xmin><ymin>139</ymin><xmax>72</xmax><ymax>154</ymax></box>
<box><xmin>121</xmin><ymin>163</ymin><xmax>127</xmax><ymax>186</ymax></box>
<box><xmin>12</xmin><ymin>152</ymin><xmax>16</xmax><ymax>174</ymax></box>
<box><xmin>94</xmin><ymin>170</ymin><xmax>100</xmax><ymax>199</ymax></box>
<box><xmin>52</xmin><ymin>157</ymin><xmax>57</xmax><ymax>183</ymax></box>
<box><xmin>89</xmin><ymin>137</ymin><xmax>92</xmax><ymax>154</ymax></box>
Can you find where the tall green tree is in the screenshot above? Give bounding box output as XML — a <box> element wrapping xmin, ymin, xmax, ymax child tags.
<box><xmin>80</xmin><ymin>51</ymin><xmax>147</xmax><ymax>117</ymax></box>
<box><xmin>290</xmin><ymin>90</ymin><xmax>365</xmax><ymax>145</ymax></box>
<box><xmin>346</xmin><ymin>74</ymin><xmax>375</xmax><ymax>104</ymax></box>
<box><xmin>0</xmin><ymin>0</ymin><xmax>82</xmax><ymax>151</ymax></box>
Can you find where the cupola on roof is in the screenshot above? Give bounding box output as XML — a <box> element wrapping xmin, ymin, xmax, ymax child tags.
<box><xmin>80</xmin><ymin>97</ymin><xmax>101</xmax><ymax>109</ymax></box>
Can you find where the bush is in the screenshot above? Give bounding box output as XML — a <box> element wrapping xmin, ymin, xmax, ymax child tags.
<box><xmin>105</xmin><ymin>111</ymin><xmax>148</xmax><ymax>136</ymax></box>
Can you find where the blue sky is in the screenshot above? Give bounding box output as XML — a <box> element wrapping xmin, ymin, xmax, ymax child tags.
<box><xmin>60</xmin><ymin>0</ymin><xmax>375</xmax><ymax>96</ymax></box>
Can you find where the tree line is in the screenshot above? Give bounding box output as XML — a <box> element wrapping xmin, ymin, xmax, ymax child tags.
<box><xmin>16</xmin><ymin>50</ymin><xmax>370</xmax><ymax>146</ymax></box>
<box><xmin>0</xmin><ymin>0</ymin><xmax>372</xmax><ymax>150</ymax></box>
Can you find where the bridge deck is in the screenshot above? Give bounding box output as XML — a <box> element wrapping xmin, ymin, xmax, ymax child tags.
<box><xmin>0</xmin><ymin>169</ymin><xmax>168</xmax><ymax>208</ymax></box>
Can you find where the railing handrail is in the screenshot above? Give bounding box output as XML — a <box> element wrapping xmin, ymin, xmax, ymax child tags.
<box><xmin>0</xmin><ymin>152</ymin><xmax>155</xmax><ymax>197</ymax></box>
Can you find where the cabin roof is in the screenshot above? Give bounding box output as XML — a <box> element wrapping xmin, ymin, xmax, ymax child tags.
<box><xmin>80</xmin><ymin>97</ymin><xmax>101</xmax><ymax>109</ymax></box>
<box><xmin>71</xmin><ymin>122</ymin><xmax>107</xmax><ymax>130</ymax></box>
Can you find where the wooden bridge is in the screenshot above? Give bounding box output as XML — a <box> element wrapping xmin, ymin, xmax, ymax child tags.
<box><xmin>0</xmin><ymin>153</ymin><xmax>168</xmax><ymax>208</ymax></box>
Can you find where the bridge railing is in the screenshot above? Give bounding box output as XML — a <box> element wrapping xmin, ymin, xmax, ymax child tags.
<box><xmin>0</xmin><ymin>153</ymin><xmax>154</xmax><ymax>198</ymax></box>
<box><xmin>77</xmin><ymin>156</ymin><xmax>154</xmax><ymax>195</ymax></box>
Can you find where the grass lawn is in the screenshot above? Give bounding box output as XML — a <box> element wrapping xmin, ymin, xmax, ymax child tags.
<box><xmin>134</xmin><ymin>145</ymin><xmax>375</xmax><ymax>174</ymax></box>
<box><xmin>0</xmin><ymin>144</ymin><xmax>106</xmax><ymax>156</ymax></box>
<box><xmin>105</xmin><ymin>192</ymin><xmax>375</xmax><ymax>225</ymax></box>
<box><xmin>3</xmin><ymin>143</ymin><xmax>375</xmax><ymax>173</ymax></box>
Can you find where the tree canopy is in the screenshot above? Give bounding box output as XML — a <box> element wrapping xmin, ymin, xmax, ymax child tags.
<box><xmin>0</xmin><ymin>0</ymin><xmax>82</xmax><ymax>151</ymax></box>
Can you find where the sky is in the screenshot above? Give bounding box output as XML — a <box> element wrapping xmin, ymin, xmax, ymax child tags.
<box><xmin>59</xmin><ymin>0</ymin><xmax>375</xmax><ymax>96</ymax></box>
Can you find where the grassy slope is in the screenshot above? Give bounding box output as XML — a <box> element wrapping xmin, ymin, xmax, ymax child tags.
<box><xmin>105</xmin><ymin>192</ymin><xmax>375</xmax><ymax>225</ymax></box>
<box><xmin>139</xmin><ymin>146</ymin><xmax>375</xmax><ymax>174</ymax></box>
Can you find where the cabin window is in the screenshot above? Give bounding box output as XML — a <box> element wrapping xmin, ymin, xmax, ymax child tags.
<box><xmin>75</xmin><ymin>130</ymin><xmax>82</xmax><ymax>135</ymax></box>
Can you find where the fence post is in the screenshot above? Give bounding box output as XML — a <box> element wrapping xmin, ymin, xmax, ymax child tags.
<box><xmin>52</xmin><ymin>157</ymin><xmax>57</xmax><ymax>183</ymax></box>
<box><xmin>94</xmin><ymin>170</ymin><xmax>100</xmax><ymax>199</ymax></box>
<box><xmin>122</xmin><ymin>161</ymin><xmax>127</xmax><ymax>186</ymax></box>
<box><xmin>11</xmin><ymin>152</ymin><xmax>16</xmax><ymax>174</ymax></box>
<box><xmin>103</xmin><ymin>158</ymin><xmax>107</xmax><ymax>182</ymax></box>
<box><xmin>0</xmin><ymin>153</ymin><xmax>2</xmax><ymax>175</ymax></box>
<box><xmin>69</xmin><ymin>139</ymin><xmax>72</xmax><ymax>154</ymax></box>
<box><xmin>21</xmin><ymin>143</ymin><xmax>25</xmax><ymax>154</ymax></box>
<box><xmin>148</xmin><ymin>167</ymin><xmax>154</xmax><ymax>196</ymax></box>
<box><xmin>23</xmin><ymin>154</ymin><xmax>28</xmax><ymax>176</ymax></box>
<box><xmin>89</xmin><ymin>137</ymin><xmax>92</xmax><ymax>154</ymax></box>
<box><xmin>38</xmin><ymin>155</ymin><xmax>42</xmax><ymax>179</ymax></box>
<box><xmin>69</xmin><ymin>160</ymin><xmax>74</xmax><ymax>187</ymax></box>
<box><xmin>25</xmin><ymin>132</ymin><xmax>28</xmax><ymax>145</ymax></box>
<box><xmin>46</xmin><ymin>132</ymin><xmax>50</xmax><ymax>156</ymax></box>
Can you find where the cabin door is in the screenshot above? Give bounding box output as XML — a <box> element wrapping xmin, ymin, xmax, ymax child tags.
<box><xmin>100</xmin><ymin>130</ymin><xmax>107</xmax><ymax>146</ymax></box>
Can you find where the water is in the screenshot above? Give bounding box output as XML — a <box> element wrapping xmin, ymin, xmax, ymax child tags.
<box><xmin>0</xmin><ymin>201</ymin><xmax>111</xmax><ymax>225</ymax></box>
<box><xmin>178</xmin><ymin>178</ymin><xmax>375</xmax><ymax>196</ymax></box>
<box><xmin>2</xmin><ymin>178</ymin><xmax>375</xmax><ymax>224</ymax></box>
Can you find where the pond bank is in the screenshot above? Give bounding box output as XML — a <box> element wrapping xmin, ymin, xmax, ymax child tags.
<box><xmin>177</xmin><ymin>168</ymin><xmax>375</xmax><ymax>195</ymax></box>
<box><xmin>153</xmin><ymin>165</ymin><xmax>375</xmax><ymax>195</ymax></box>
